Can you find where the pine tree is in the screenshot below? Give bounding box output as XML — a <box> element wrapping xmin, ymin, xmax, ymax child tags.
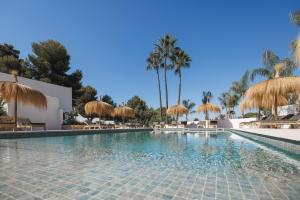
<box><xmin>28</xmin><ymin>40</ymin><xmax>83</xmax><ymax>105</ymax></box>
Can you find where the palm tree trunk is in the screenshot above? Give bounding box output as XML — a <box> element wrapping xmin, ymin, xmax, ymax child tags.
<box><xmin>156</xmin><ymin>69</ymin><xmax>163</xmax><ymax>121</ymax></box>
<box><xmin>257</xmin><ymin>107</ymin><xmax>261</xmax><ymax>120</ymax></box>
<box><xmin>225</xmin><ymin>107</ymin><xmax>228</xmax><ymax>118</ymax></box>
<box><xmin>205</xmin><ymin>111</ymin><xmax>209</xmax><ymax>120</ymax></box>
<box><xmin>163</xmin><ymin>57</ymin><xmax>169</xmax><ymax>109</ymax></box>
<box><xmin>176</xmin><ymin>68</ymin><xmax>182</xmax><ymax>122</ymax></box>
<box><xmin>178</xmin><ymin>68</ymin><xmax>182</xmax><ymax>104</ymax></box>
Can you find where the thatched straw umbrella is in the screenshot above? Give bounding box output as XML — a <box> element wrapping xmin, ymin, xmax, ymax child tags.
<box><xmin>240</xmin><ymin>95</ymin><xmax>288</xmax><ymax>113</ymax></box>
<box><xmin>166</xmin><ymin>104</ymin><xmax>188</xmax><ymax>125</ymax></box>
<box><xmin>166</xmin><ymin>104</ymin><xmax>188</xmax><ymax>116</ymax></box>
<box><xmin>114</xmin><ymin>105</ymin><xmax>135</xmax><ymax>123</ymax></box>
<box><xmin>0</xmin><ymin>71</ymin><xmax>47</xmax><ymax>125</ymax></box>
<box><xmin>84</xmin><ymin>100</ymin><xmax>114</xmax><ymax>122</ymax></box>
<box><xmin>242</xmin><ymin>63</ymin><xmax>300</xmax><ymax>120</ymax></box>
<box><xmin>196</xmin><ymin>103</ymin><xmax>221</xmax><ymax>120</ymax></box>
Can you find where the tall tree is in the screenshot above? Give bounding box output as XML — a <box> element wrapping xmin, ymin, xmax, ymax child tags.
<box><xmin>250</xmin><ymin>50</ymin><xmax>295</xmax><ymax>81</ymax></box>
<box><xmin>102</xmin><ymin>94</ymin><xmax>117</xmax><ymax>107</ymax></box>
<box><xmin>0</xmin><ymin>43</ymin><xmax>20</xmax><ymax>58</ymax></box>
<box><xmin>202</xmin><ymin>91</ymin><xmax>213</xmax><ymax>120</ymax></box>
<box><xmin>202</xmin><ymin>91</ymin><xmax>213</xmax><ymax>104</ymax></box>
<box><xmin>126</xmin><ymin>96</ymin><xmax>149</xmax><ymax>125</ymax></box>
<box><xmin>0</xmin><ymin>43</ymin><xmax>31</xmax><ymax>77</ymax></box>
<box><xmin>155</xmin><ymin>34</ymin><xmax>176</xmax><ymax>109</ymax></box>
<box><xmin>218</xmin><ymin>92</ymin><xmax>239</xmax><ymax>119</ymax></box>
<box><xmin>290</xmin><ymin>10</ymin><xmax>300</xmax><ymax>67</ymax></box>
<box><xmin>230</xmin><ymin>71</ymin><xmax>250</xmax><ymax>117</ymax></box>
<box><xmin>230</xmin><ymin>71</ymin><xmax>250</xmax><ymax>99</ymax></box>
<box><xmin>28</xmin><ymin>40</ymin><xmax>83</xmax><ymax>105</ymax></box>
<box><xmin>171</xmin><ymin>47</ymin><xmax>192</xmax><ymax>104</ymax></box>
<box><xmin>146</xmin><ymin>52</ymin><xmax>163</xmax><ymax>120</ymax></box>
<box><xmin>182</xmin><ymin>99</ymin><xmax>195</xmax><ymax>121</ymax></box>
<box><xmin>291</xmin><ymin>10</ymin><xmax>300</xmax><ymax>26</ymax></box>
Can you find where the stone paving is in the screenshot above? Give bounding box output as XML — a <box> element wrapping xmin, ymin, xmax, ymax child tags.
<box><xmin>0</xmin><ymin>133</ymin><xmax>299</xmax><ymax>200</ymax></box>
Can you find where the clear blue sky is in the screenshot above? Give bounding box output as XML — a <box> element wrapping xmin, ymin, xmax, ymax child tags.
<box><xmin>1</xmin><ymin>0</ymin><xmax>299</xmax><ymax>118</ymax></box>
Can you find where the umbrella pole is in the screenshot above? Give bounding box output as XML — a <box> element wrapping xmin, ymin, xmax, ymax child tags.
<box><xmin>13</xmin><ymin>73</ymin><xmax>18</xmax><ymax>127</ymax></box>
<box><xmin>99</xmin><ymin>113</ymin><xmax>101</xmax><ymax>129</ymax></box>
<box><xmin>14</xmin><ymin>92</ymin><xmax>17</xmax><ymax>126</ymax></box>
<box><xmin>274</xmin><ymin>95</ymin><xmax>278</xmax><ymax>121</ymax></box>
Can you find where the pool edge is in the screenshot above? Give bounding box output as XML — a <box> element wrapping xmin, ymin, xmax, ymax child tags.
<box><xmin>0</xmin><ymin>128</ymin><xmax>154</xmax><ymax>139</ymax></box>
<box><xmin>229</xmin><ymin>129</ymin><xmax>300</xmax><ymax>156</ymax></box>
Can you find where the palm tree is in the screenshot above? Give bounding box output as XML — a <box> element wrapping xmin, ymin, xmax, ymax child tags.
<box><xmin>291</xmin><ymin>10</ymin><xmax>300</xmax><ymax>26</ymax></box>
<box><xmin>250</xmin><ymin>51</ymin><xmax>296</xmax><ymax>84</ymax></box>
<box><xmin>171</xmin><ymin>47</ymin><xmax>192</xmax><ymax>105</ymax></box>
<box><xmin>146</xmin><ymin>52</ymin><xmax>163</xmax><ymax>120</ymax></box>
<box><xmin>230</xmin><ymin>71</ymin><xmax>250</xmax><ymax>99</ymax></box>
<box><xmin>230</xmin><ymin>71</ymin><xmax>250</xmax><ymax>117</ymax></box>
<box><xmin>155</xmin><ymin>34</ymin><xmax>176</xmax><ymax>109</ymax></box>
<box><xmin>182</xmin><ymin>99</ymin><xmax>195</xmax><ymax>121</ymax></box>
<box><xmin>250</xmin><ymin>50</ymin><xmax>279</xmax><ymax>81</ymax></box>
<box><xmin>218</xmin><ymin>92</ymin><xmax>228</xmax><ymax>117</ymax></box>
<box><xmin>290</xmin><ymin>10</ymin><xmax>300</xmax><ymax>67</ymax></box>
<box><xmin>202</xmin><ymin>91</ymin><xmax>212</xmax><ymax>104</ymax></box>
<box><xmin>201</xmin><ymin>91</ymin><xmax>213</xmax><ymax>120</ymax></box>
<box><xmin>218</xmin><ymin>92</ymin><xmax>239</xmax><ymax>119</ymax></box>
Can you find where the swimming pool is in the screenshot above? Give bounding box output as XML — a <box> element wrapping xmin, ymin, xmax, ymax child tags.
<box><xmin>0</xmin><ymin>131</ymin><xmax>299</xmax><ymax>199</ymax></box>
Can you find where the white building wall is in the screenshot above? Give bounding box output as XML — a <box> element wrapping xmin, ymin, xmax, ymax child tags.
<box><xmin>0</xmin><ymin>72</ymin><xmax>72</xmax><ymax>130</ymax></box>
<box><xmin>0</xmin><ymin>72</ymin><xmax>72</xmax><ymax>112</ymax></box>
<box><xmin>6</xmin><ymin>96</ymin><xmax>61</xmax><ymax>130</ymax></box>
<box><xmin>218</xmin><ymin>118</ymin><xmax>257</xmax><ymax>128</ymax></box>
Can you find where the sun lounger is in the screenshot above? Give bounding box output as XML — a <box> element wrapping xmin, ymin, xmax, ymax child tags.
<box><xmin>125</xmin><ymin>123</ymin><xmax>136</xmax><ymax>128</ymax></box>
<box><xmin>209</xmin><ymin>120</ymin><xmax>218</xmax><ymax>128</ymax></box>
<box><xmin>115</xmin><ymin>123</ymin><xmax>129</xmax><ymax>129</ymax></box>
<box><xmin>160</xmin><ymin>122</ymin><xmax>165</xmax><ymax>128</ymax></box>
<box><xmin>241</xmin><ymin>113</ymin><xmax>300</xmax><ymax>129</ymax></box>
<box><xmin>153</xmin><ymin>122</ymin><xmax>163</xmax><ymax>129</ymax></box>
<box><xmin>0</xmin><ymin>116</ymin><xmax>17</xmax><ymax>131</ymax></box>
<box><xmin>197</xmin><ymin>124</ymin><xmax>205</xmax><ymax>128</ymax></box>
<box><xmin>83</xmin><ymin>121</ymin><xmax>101</xmax><ymax>130</ymax></box>
<box><xmin>169</xmin><ymin>121</ymin><xmax>178</xmax><ymax>128</ymax></box>
<box><xmin>258</xmin><ymin>120</ymin><xmax>300</xmax><ymax>128</ymax></box>
<box><xmin>17</xmin><ymin>118</ymin><xmax>46</xmax><ymax>131</ymax></box>
<box><xmin>197</xmin><ymin>121</ymin><xmax>206</xmax><ymax>128</ymax></box>
<box><xmin>0</xmin><ymin>116</ymin><xmax>14</xmax><ymax>124</ymax></box>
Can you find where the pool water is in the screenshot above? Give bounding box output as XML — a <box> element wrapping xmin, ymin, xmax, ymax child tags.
<box><xmin>0</xmin><ymin>131</ymin><xmax>299</xmax><ymax>200</ymax></box>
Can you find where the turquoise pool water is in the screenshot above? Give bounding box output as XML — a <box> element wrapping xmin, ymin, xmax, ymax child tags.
<box><xmin>0</xmin><ymin>131</ymin><xmax>299</xmax><ymax>199</ymax></box>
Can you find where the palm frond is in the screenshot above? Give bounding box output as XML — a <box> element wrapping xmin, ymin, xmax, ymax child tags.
<box><xmin>250</xmin><ymin>68</ymin><xmax>272</xmax><ymax>81</ymax></box>
<box><xmin>290</xmin><ymin>10</ymin><xmax>300</xmax><ymax>26</ymax></box>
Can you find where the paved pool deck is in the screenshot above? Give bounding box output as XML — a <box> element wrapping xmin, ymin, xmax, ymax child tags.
<box><xmin>232</xmin><ymin>128</ymin><xmax>300</xmax><ymax>142</ymax></box>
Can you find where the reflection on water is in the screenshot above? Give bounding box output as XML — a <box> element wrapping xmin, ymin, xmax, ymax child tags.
<box><xmin>0</xmin><ymin>131</ymin><xmax>299</xmax><ymax>180</ymax></box>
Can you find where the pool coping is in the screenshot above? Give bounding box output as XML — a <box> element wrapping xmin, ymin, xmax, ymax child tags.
<box><xmin>229</xmin><ymin>128</ymin><xmax>300</xmax><ymax>155</ymax></box>
<box><xmin>0</xmin><ymin>128</ymin><xmax>153</xmax><ymax>139</ymax></box>
<box><xmin>230</xmin><ymin>128</ymin><xmax>300</xmax><ymax>145</ymax></box>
